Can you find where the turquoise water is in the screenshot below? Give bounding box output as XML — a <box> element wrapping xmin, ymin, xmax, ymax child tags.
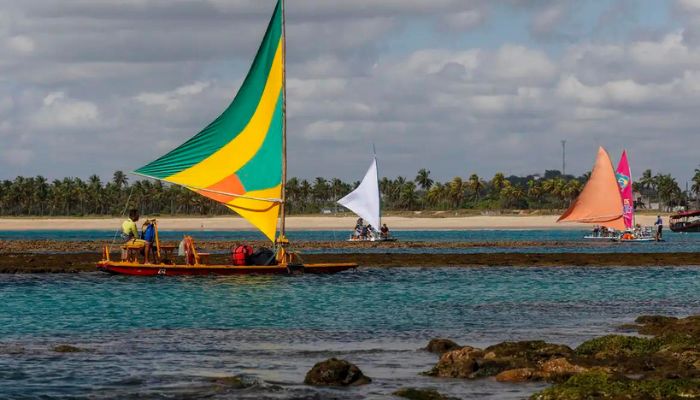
<box><xmin>1</xmin><ymin>267</ymin><xmax>700</xmax><ymax>399</ymax></box>
<box><xmin>2</xmin><ymin>229</ymin><xmax>699</xmax><ymax>254</ymax></box>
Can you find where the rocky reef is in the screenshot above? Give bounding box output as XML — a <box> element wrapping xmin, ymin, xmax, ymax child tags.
<box><xmin>422</xmin><ymin>315</ymin><xmax>700</xmax><ymax>399</ymax></box>
<box><xmin>304</xmin><ymin>358</ymin><xmax>372</xmax><ymax>387</ymax></box>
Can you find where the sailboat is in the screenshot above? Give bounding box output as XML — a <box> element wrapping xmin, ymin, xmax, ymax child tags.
<box><xmin>97</xmin><ymin>0</ymin><xmax>357</xmax><ymax>275</ymax></box>
<box><xmin>337</xmin><ymin>156</ymin><xmax>395</xmax><ymax>242</ymax></box>
<box><xmin>558</xmin><ymin>147</ymin><xmax>626</xmax><ymax>239</ymax></box>
<box><xmin>614</xmin><ymin>150</ymin><xmax>656</xmax><ymax>242</ymax></box>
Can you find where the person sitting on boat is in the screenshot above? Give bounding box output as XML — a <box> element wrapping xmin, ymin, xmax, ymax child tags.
<box><xmin>360</xmin><ymin>224</ymin><xmax>369</xmax><ymax>240</ymax></box>
<box><xmin>655</xmin><ymin>215</ymin><xmax>663</xmax><ymax>241</ymax></box>
<box><xmin>634</xmin><ymin>224</ymin><xmax>642</xmax><ymax>238</ymax></box>
<box><xmin>121</xmin><ymin>209</ymin><xmax>149</xmax><ymax>263</ymax></box>
<box><xmin>592</xmin><ymin>225</ymin><xmax>600</xmax><ymax>237</ymax></box>
<box><xmin>380</xmin><ymin>224</ymin><xmax>389</xmax><ymax>239</ymax></box>
<box><xmin>366</xmin><ymin>224</ymin><xmax>375</xmax><ymax>239</ymax></box>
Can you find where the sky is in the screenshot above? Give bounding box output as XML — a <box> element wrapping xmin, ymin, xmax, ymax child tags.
<box><xmin>0</xmin><ymin>0</ymin><xmax>699</xmax><ymax>186</ymax></box>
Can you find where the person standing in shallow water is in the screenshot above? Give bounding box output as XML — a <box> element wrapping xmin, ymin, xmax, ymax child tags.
<box><xmin>655</xmin><ymin>215</ymin><xmax>664</xmax><ymax>241</ymax></box>
<box><xmin>122</xmin><ymin>209</ymin><xmax>149</xmax><ymax>263</ymax></box>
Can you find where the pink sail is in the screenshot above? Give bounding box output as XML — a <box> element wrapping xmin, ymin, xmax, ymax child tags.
<box><xmin>615</xmin><ymin>150</ymin><xmax>634</xmax><ymax>229</ymax></box>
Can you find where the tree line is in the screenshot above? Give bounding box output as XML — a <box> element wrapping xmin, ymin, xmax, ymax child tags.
<box><xmin>0</xmin><ymin>168</ymin><xmax>698</xmax><ymax>217</ymax></box>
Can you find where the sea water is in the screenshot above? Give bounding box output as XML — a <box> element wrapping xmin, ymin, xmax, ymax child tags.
<box><xmin>1</xmin><ymin>266</ymin><xmax>699</xmax><ymax>399</ymax></box>
<box><xmin>1</xmin><ymin>229</ymin><xmax>698</xmax><ymax>254</ymax></box>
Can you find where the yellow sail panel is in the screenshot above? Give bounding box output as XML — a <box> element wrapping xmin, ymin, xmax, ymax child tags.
<box><xmin>227</xmin><ymin>185</ymin><xmax>282</xmax><ymax>242</ymax></box>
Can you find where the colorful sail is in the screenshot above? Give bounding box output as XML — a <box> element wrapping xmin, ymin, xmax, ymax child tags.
<box><xmin>557</xmin><ymin>147</ymin><xmax>626</xmax><ymax>231</ymax></box>
<box><xmin>615</xmin><ymin>150</ymin><xmax>634</xmax><ymax>229</ymax></box>
<box><xmin>134</xmin><ymin>0</ymin><xmax>284</xmax><ymax>241</ymax></box>
<box><xmin>338</xmin><ymin>158</ymin><xmax>381</xmax><ymax>230</ymax></box>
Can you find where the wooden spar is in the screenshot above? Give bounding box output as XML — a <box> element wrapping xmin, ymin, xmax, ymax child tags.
<box><xmin>279</xmin><ymin>0</ymin><xmax>288</xmax><ymax>242</ymax></box>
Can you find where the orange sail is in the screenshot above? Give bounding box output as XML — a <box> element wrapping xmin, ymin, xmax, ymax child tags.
<box><xmin>557</xmin><ymin>147</ymin><xmax>625</xmax><ymax>230</ymax></box>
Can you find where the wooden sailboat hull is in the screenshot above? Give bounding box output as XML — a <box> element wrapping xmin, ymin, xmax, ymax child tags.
<box><xmin>96</xmin><ymin>261</ymin><xmax>357</xmax><ymax>276</ymax></box>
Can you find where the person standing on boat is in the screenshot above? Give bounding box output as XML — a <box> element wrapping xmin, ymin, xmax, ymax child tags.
<box><xmin>654</xmin><ymin>215</ymin><xmax>663</xmax><ymax>241</ymax></box>
<box><xmin>122</xmin><ymin>209</ymin><xmax>149</xmax><ymax>263</ymax></box>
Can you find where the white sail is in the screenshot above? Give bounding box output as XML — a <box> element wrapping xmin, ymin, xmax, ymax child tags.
<box><xmin>338</xmin><ymin>158</ymin><xmax>380</xmax><ymax>230</ymax></box>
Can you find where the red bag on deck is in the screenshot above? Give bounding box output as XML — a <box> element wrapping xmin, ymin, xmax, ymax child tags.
<box><xmin>232</xmin><ymin>245</ymin><xmax>253</xmax><ymax>266</ymax></box>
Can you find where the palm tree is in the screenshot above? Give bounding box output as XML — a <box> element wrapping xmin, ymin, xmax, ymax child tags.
<box><xmin>312</xmin><ymin>177</ymin><xmax>330</xmax><ymax>209</ymax></box>
<box><xmin>400</xmin><ymin>181</ymin><xmax>418</xmax><ymax>210</ymax></box>
<box><xmin>426</xmin><ymin>183</ymin><xmax>446</xmax><ymax>209</ymax></box>
<box><xmin>468</xmin><ymin>174</ymin><xmax>482</xmax><ymax>202</ymax></box>
<box><xmin>527</xmin><ymin>179</ymin><xmax>543</xmax><ymax>207</ymax></box>
<box><xmin>692</xmin><ymin>168</ymin><xmax>700</xmax><ymax>208</ymax></box>
<box><xmin>490</xmin><ymin>173</ymin><xmax>506</xmax><ymax>198</ymax></box>
<box><xmin>112</xmin><ymin>170</ymin><xmax>128</xmax><ymax>189</ymax></box>
<box><xmin>656</xmin><ymin>173</ymin><xmax>681</xmax><ymax>211</ymax></box>
<box><xmin>500</xmin><ymin>181</ymin><xmax>524</xmax><ymax>209</ymax></box>
<box><xmin>415</xmin><ymin>169</ymin><xmax>434</xmax><ymax>191</ymax></box>
<box><xmin>449</xmin><ymin>177</ymin><xmax>464</xmax><ymax>209</ymax></box>
<box><xmin>561</xmin><ymin>180</ymin><xmax>583</xmax><ymax>204</ymax></box>
<box><xmin>639</xmin><ymin>169</ymin><xmax>654</xmax><ymax>192</ymax></box>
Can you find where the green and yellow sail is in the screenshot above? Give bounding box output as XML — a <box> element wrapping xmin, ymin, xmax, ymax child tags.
<box><xmin>135</xmin><ymin>0</ymin><xmax>284</xmax><ymax>241</ymax></box>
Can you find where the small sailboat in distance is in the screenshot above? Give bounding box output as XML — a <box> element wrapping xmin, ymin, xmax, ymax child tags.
<box><xmin>614</xmin><ymin>150</ymin><xmax>656</xmax><ymax>242</ymax></box>
<box><xmin>97</xmin><ymin>0</ymin><xmax>357</xmax><ymax>275</ymax></box>
<box><xmin>558</xmin><ymin>146</ymin><xmax>626</xmax><ymax>238</ymax></box>
<box><xmin>338</xmin><ymin>155</ymin><xmax>395</xmax><ymax>242</ymax></box>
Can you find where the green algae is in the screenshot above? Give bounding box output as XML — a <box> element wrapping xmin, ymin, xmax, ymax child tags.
<box><xmin>575</xmin><ymin>335</ymin><xmax>662</xmax><ymax>358</ymax></box>
<box><xmin>531</xmin><ymin>370</ymin><xmax>700</xmax><ymax>400</ymax></box>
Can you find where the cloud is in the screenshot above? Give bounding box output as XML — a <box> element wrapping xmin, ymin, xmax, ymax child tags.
<box><xmin>441</xmin><ymin>9</ymin><xmax>486</xmax><ymax>31</ymax></box>
<box><xmin>135</xmin><ymin>81</ymin><xmax>211</xmax><ymax>111</ymax></box>
<box><xmin>0</xmin><ymin>0</ymin><xmax>698</xmax><ymax>185</ymax></box>
<box><xmin>5</xmin><ymin>35</ymin><xmax>35</xmax><ymax>54</ymax></box>
<box><xmin>30</xmin><ymin>92</ymin><xmax>99</xmax><ymax>129</ymax></box>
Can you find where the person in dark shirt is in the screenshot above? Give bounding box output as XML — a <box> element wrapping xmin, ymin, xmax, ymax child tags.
<box><xmin>380</xmin><ymin>224</ymin><xmax>389</xmax><ymax>239</ymax></box>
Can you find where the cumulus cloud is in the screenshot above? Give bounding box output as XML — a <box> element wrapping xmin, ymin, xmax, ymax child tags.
<box><xmin>29</xmin><ymin>92</ymin><xmax>99</xmax><ymax>129</ymax></box>
<box><xmin>0</xmin><ymin>0</ymin><xmax>698</xmax><ymax>184</ymax></box>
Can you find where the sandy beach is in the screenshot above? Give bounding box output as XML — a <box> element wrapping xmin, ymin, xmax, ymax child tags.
<box><xmin>0</xmin><ymin>214</ymin><xmax>662</xmax><ymax>231</ymax></box>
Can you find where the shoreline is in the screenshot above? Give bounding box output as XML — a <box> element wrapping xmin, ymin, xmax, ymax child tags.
<box><xmin>0</xmin><ymin>215</ymin><xmax>662</xmax><ymax>231</ymax></box>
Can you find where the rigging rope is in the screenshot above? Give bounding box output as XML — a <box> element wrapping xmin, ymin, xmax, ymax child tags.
<box><xmin>109</xmin><ymin>185</ymin><xmax>136</xmax><ymax>253</ymax></box>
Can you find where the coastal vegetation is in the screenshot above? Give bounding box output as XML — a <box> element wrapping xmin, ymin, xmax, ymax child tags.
<box><xmin>0</xmin><ymin>168</ymin><xmax>696</xmax><ymax>216</ymax></box>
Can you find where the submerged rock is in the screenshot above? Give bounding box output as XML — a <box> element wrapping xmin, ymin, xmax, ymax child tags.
<box><xmin>495</xmin><ymin>368</ymin><xmax>537</xmax><ymax>383</ymax></box>
<box><xmin>425</xmin><ymin>346</ymin><xmax>482</xmax><ymax>378</ymax></box>
<box><xmin>208</xmin><ymin>375</ymin><xmax>257</xmax><ymax>389</ymax></box>
<box><xmin>0</xmin><ymin>345</ymin><xmax>25</xmax><ymax>355</ymax></box>
<box><xmin>393</xmin><ymin>387</ymin><xmax>456</xmax><ymax>400</ymax></box>
<box><xmin>304</xmin><ymin>358</ymin><xmax>371</xmax><ymax>386</ymax></box>
<box><xmin>484</xmin><ymin>341</ymin><xmax>574</xmax><ymax>365</ymax></box>
<box><xmin>424</xmin><ymin>339</ymin><xmax>461</xmax><ymax>354</ymax></box>
<box><xmin>52</xmin><ymin>345</ymin><xmax>84</xmax><ymax>353</ymax></box>
<box><xmin>425</xmin><ymin>341</ymin><xmax>578</xmax><ymax>380</ymax></box>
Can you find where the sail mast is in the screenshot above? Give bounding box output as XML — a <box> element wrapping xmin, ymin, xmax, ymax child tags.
<box><xmin>373</xmin><ymin>144</ymin><xmax>381</xmax><ymax>226</ymax></box>
<box><xmin>279</xmin><ymin>0</ymin><xmax>288</xmax><ymax>240</ymax></box>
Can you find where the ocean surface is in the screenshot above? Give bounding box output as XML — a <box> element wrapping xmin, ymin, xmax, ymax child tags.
<box><xmin>1</xmin><ymin>229</ymin><xmax>699</xmax><ymax>254</ymax></box>
<box><xmin>2</xmin><ymin>267</ymin><xmax>700</xmax><ymax>399</ymax></box>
